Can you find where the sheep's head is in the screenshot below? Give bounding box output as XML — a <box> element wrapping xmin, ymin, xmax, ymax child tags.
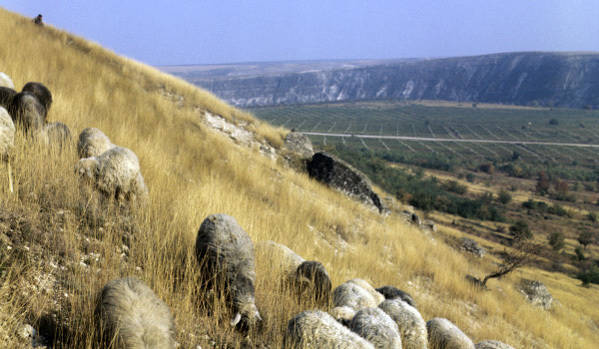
<box><xmin>75</xmin><ymin>157</ymin><xmax>99</xmax><ymax>181</ymax></box>
<box><xmin>231</xmin><ymin>302</ymin><xmax>262</xmax><ymax>333</ymax></box>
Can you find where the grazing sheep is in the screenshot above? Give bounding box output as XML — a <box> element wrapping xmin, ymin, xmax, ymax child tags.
<box><xmin>76</xmin><ymin>146</ymin><xmax>146</xmax><ymax>201</ymax></box>
<box><xmin>255</xmin><ymin>241</ymin><xmax>331</xmax><ymax>303</ymax></box>
<box><xmin>96</xmin><ymin>277</ymin><xmax>176</xmax><ymax>349</ymax></box>
<box><xmin>8</xmin><ymin>92</ymin><xmax>45</xmax><ymax>132</ymax></box>
<box><xmin>40</xmin><ymin>122</ymin><xmax>72</xmax><ymax>148</ymax></box>
<box><xmin>0</xmin><ymin>87</ymin><xmax>16</xmax><ymax>110</ymax></box>
<box><xmin>294</xmin><ymin>260</ymin><xmax>332</xmax><ymax>304</ymax></box>
<box><xmin>379</xmin><ymin>299</ymin><xmax>428</xmax><ymax>349</ymax></box>
<box><xmin>256</xmin><ymin>240</ymin><xmax>305</xmax><ymax>279</ymax></box>
<box><xmin>348</xmin><ymin>279</ymin><xmax>385</xmax><ymax>305</ymax></box>
<box><xmin>349</xmin><ymin>307</ymin><xmax>402</xmax><ymax>349</ymax></box>
<box><xmin>0</xmin><ymin>72</ymin><xmax>14</xmax><ymax>89</ymax></box>
<box><xmin>475</xmin><ymin>340</ymin><xmax>515</xmax><ymax>349</ymax></box>
<box><xmin>77</xmin><ymin>127</ymin><xmax>114</xmax><ymax>158</ymax></box>
<box><xmin>22</xmin><ymin>82</ymin><xmax>52</xmax><ymax>112</ymax></box>
<box><xmin>426</xmin><ymin>318</ymin><xmax>474</xmax><ymax>349</ymax></box>
<box><xmin>330</xmin><ymin>306</ymin><xmax>356</xmax><ymax>326</ymax></box>
<box><xmin>195</xmin><ymin>214</ymin><xmax>262</xmax><ymax>331</ymax></box>
<box><xmin>285</xmin><ymin>310</ymin><xmax>374</xmax><ymax>349</ymax></box>
<box><xmin>0</xmin><ymin>107</ymin><xmax>15</xmax><ymax>192</ymax></box>
<box><xmin>0</xmin><ymin>107</ymin><xmax>15</xmax><ymax>159</ymax></box>
<box><xmin>333</xmin><ymin>280</ymin><xmax>382</xmax><ymax>312</ymax></box>
<box><xmin>376</xmin><ymin>286</ymin><xmax>416</xmax><ymax>307</ymax></box>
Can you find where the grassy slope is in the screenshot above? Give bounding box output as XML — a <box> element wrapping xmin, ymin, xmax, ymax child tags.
<box><xmin>0</xmin><ymin>8</ymin><xmax>597</xmax><ymax>348</ymax></box>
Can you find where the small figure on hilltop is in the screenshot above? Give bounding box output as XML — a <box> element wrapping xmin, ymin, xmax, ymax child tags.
<box><xmin>33</xmin><ymin>14</ymin><xmax>43</xmax><ymax>26</ymax></box>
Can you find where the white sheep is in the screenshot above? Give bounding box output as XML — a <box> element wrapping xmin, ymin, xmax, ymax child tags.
<box><xmin>349</xmin><ymin>307</ymin><xmax>402</xmax><ymax>349</ymax></box>
<box><xmin>76</xmin><ymin>146</ymin><xmax>147</xmax><ymax>201</ymax></box>
<box><xmin>39</xmin><ymin>121</ymin><xmax>72</xmax><ymax>148</ymax></box>
<box><xmin>0</xmin><ymin>107</ymin><xmax>15</xmax><ymax>192</ymax></box>
<box><xmin>77</xmin><ymin>127</ymin><xmax>114</xmax><ymax>159</ymax></box>
<box><xmin>333</xmin><ymin>279</ymin><xmax>384</xmax><ymax>312</ymax></box>
<box><xmin>285</xmin><ymin>310</ymin><xmax>374</xmax><ymax>348</ymax></box>
<box><xmin>379</xmin><ymin>299</ymin><xmax>428</xmax><ymax>349</ymax></box>
<box><xmin>426</xmin><ymin>318</ymin><xmax>474</xmax><ymax>349</ymax></box>
<box><xmin>330</xmin><ymin>306</ymin><xmax>356</xmax><ymax>326</ymax></box>
<box><xmin>97</xmin><ymin>277</ymin><xmax>176</xmax><ymax>349</ymax></box>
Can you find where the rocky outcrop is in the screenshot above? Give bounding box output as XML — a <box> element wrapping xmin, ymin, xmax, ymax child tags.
<box><xmin>177</xmin><ymin>52</ymin><xmax>599</xmax><ymax>109</ymax></box>
<box><xmin>284</xmin><ymin>132</ymin><xmax>313</xmax><ymax>159</ymax></box>
<box><xmin>460</xmin><ymin>238</ymin><xmax>486</xmax><ymax>258</ymax></box>
<box><xmin>519</xmin><ymin>279</ymin><xmax>553</xmax><ymax>310</ymax></box>
<box><xmin>307</xmin><ymin>152</ymin><xmax>385</xmax><ymax>213</ymax></box>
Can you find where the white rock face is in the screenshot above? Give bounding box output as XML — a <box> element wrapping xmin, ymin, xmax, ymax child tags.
<box><xmin>0</xmin><ymin>72</ymin><xmax>14</xmax><ymax>89</ymax></box>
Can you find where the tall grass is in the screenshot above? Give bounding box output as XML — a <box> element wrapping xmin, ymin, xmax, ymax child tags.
<box><xmin>0</xmin><ymin>7</ymin><xmax>597</xmax><ymax>348</ymax></box>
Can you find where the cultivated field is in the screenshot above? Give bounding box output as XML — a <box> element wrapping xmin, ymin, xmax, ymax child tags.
<box><xmin>252</xmin><ymin>101</ymin><xmax>599</xmax><ymax>174</ymax></box>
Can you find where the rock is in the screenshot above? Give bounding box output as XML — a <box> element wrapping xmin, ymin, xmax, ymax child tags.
<box><xmin>460</xmin><ymin>238</ymin><xmax>486</xmax><ymax>258</ymax></box>
<box><xmin>423</xmin><ymin>220</ymin><xmax>437</xmax><ymax>232</ymax></box>
<box><xmin>18</xmin><ymin>324</ymin><xmax>35</xmax><ymax>340</ymax></box>
<box><xmin>284</xmin><ymin>132</ymin><xmax>314</xmax><ymax>159</ymax></box>
<box><xmin>519</xmin><ymin>279</ymin><xmax>552</xmax><ymax>310</ymax></box>
<box><xmin>411</xmin><ymin>213</ymin><xmax>421</xmax><ymax>226</ymax></box>
<box><xmin>475</xmin><ymin>340</ymin><xmax>515</xmax><ymax>349</ymax></box>
<box><xmin>307</xmin><ymin>152</ymin><xmax>385</xmax><ymax>213</ymax></box>
<box><xmin>0</xmin><ymin>72</ymin><xmax>14</xmax><ymax>89</ymax></box>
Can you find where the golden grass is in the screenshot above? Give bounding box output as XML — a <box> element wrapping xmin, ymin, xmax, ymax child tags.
<box><xmin>0</xmin><ymin>7</ymin><xmax>598</xmax><ymax>348</ymax></box>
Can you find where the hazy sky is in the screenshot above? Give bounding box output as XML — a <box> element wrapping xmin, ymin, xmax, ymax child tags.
<box><xmin>3</xmin><ymin>1</ymin><xmax>598</xmax><ymax>66</ymax></box>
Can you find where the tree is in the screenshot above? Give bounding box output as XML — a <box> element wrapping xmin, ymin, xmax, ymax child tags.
<box><xmin>477</xmin><ymin>240</ymin><xmax>540</xmax><ymax>287</ymax></box>
<box><xmin>510</xmin><ymin>220</ymin><xmax>532</xmax><ymax>241</ymax></box>
<box><xmin>548</xmin><ymin>232</ymin><xmax>565</xmax><ymax>252</ymax></box>
<box><xmin>578</xmin><ymin>231</ymin><xmax>595</xmax><ymax>250</ymax></box>
<box><xmin>536</xmin><ymin>171</ymin><xmax>550</xmax><ymax>195</ymax></box>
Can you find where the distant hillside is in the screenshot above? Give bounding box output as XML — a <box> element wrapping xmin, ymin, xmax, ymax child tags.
<box><xmin>163</xmin><ymin>52</ymin><xmax>599</xmax><ymax>108</ymax></box>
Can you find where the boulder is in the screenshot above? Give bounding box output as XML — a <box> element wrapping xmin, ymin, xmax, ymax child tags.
<box><xmin>460</xmin><ymin>237</ymin><xmax>486</xmax><ymax>258</ymax></box>
<box><xmin>519</xmin><ymin>279</ymin><xmax>552</xmax><ymax>310</ymax></box>
<box><xmin>284</xmin><ymin>131</ymin><xmax>314</xmax><ymax>159</ymax></box>
<box><xmin>307</xmin><ymin>152</ymin><xmax>385</xmax><ymax>213</ymax></box>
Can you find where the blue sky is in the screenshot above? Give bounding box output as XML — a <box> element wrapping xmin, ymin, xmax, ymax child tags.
<box><xmin>3</xmin><ymin>1</ymin><xmax>598</xmax><ymax>65</ymax></box>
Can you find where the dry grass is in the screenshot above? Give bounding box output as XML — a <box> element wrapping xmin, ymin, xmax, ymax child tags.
<box><xmin>0</xmin><ymin>7</ymin><xmax>598</xmax><ymax>348</ymax></box>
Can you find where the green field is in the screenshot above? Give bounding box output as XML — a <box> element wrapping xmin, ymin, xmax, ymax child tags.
<box><xmin>251</xmin><ymin>101</ymin><xmax>599</xmax><ymax>180</ymax></box>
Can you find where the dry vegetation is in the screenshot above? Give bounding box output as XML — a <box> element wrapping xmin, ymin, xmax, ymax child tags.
<box><xmin>0</xmin><ymin>7</ymin><xmax>597</xmax><ymax>348</ymax></box>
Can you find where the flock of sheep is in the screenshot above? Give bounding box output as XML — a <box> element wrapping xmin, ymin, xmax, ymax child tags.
<box><xmin>0</xmin><ymin>72</ymin><xmax>513</xmax><ymax>348</ymax></box>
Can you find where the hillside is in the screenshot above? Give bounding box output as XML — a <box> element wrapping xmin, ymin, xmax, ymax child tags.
<box><xmin>165</xmin><ymin>52</ymin><xmax>599</xmax><ymax>109</ymax></box>
<box><xmin>0</xmin><ymin>7</ymin><xmax>598</xmax><ymax>348</ymax></box>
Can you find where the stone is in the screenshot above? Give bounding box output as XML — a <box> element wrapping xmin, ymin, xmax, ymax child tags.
<box><xmin>284</xmin><ymin>131</ymin><xmax>314</xmax><ymax>159</ymax></box>
<box><xmin>460</xmin><ymin>237</ymin><xmax>486</xmax><ymax>258</ymax></box>
<box><xmin>307</xmin><ymin>152</ymin><xmax>385</xmax><ymax>213</ymax></box>
<box><xmin>519</xmin><ymin>279</ymin><xmax>553</xmax><ymax>310</ymax></box>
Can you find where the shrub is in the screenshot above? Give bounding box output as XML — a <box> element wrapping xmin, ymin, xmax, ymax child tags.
<box><xmin>510</xmin><ymin>220</ymin><xmax>532</xmax><ymax>241</ymax></box>
<box><xmin>498</xmin><ymin>190</ymin><xmax>512</xmax><ymax>204</ymax></box>
<box><xmin>578</xmin><ymin>231</ymin><xmax>595</xmax><ymax>249</ymax></box>
<box><xmin>548</xmin><ymin>232</ymin><xmax>565</xmax><ymax>252</ymax></box>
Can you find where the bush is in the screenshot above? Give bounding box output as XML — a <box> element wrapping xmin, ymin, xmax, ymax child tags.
<box><xmin>510</xmin><ymin>220</ymin><xmax>532</xmax><ymax>241</ymax></box>
<box><xmin>575</xmin><ymin>246</ymin><xmax>586</xmax><ymax>261</ymax></box>
<box><xmin>578</xmin><ymin>231</ymin><xmax>595</xmax><ymax>249</ymax></box>
<box><xmin>442</xmin><ymin>180</ymin><xmax>467</xmax><ymax>195</ymax></box>
<box><xmin>498</xmin><ymin>190</ymin><xmax>512</xmax><ymax>204</ymax></box>
<box><xmin>549</xmin><ymin>118</ymin><xmax>559</xmax><ymax>126</ymax></box>
<box><xmin>548</xmin><ymin>232</ymin><xmax>565</xmax><ymax>252</ymax></box>
<box><xmin>577</xmin><ymin>265</ymin><xmax>599</xmax><ymax>286</ymax></box>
